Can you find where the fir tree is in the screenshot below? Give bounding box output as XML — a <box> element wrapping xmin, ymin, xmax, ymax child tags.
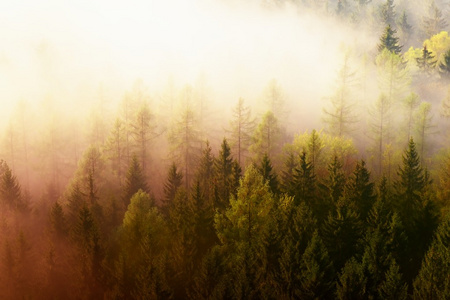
<box><xmin>214</xmin><ymin>138</ymin><xmax>234</xmax><ymax>211</ymax></box>
<box><xmin>336</xmin><ymin>257</ymin><xmax>367</xmax><ymax>300</ymax></box>
<box><xmin>293</xmin><ymin>152</ymin><xmax>316</xmax><ymax>208</ymax></box>
<box><xmin>0</xmin><ymin>163</ymin><xmax>26</xmax><ymax>211</ymax></box>
<box><xmin>163</xmin><ymin>162</ymin><xmax>183</xmax><ymax>209</ymax></box>
<box><xmin>438</xmin><ymin>49</ymin><xmax>450</xmax><ymax>80</ymax></box>
<box><xmin>378</xmin><ymin>25</ymin><xmax>402</xmax><ymax>54</ymax></box>
<box><xmin>257</xmin><ymin>154</ymin><xmax>279</xmax><ymax>195</ymax></box>
<box><xmin>123</xmin><ymin>154</ymin><xmax>148</xmax><ymax>207</ymax></box>
<box><xmin>416</xmin><ymin>45</ymin><xmax>437</xmax><ymax>74</ymax></box>
<box><xmin>378</xmin><ymin>260</ymin><xmax>408</xmax><ymax>300</ymax></box>
<box><xmin>280</xmin><ymin>150</ymin><xmax>297</xmax><ymax>196</ymax></box>
<box><xmin>50</xmin><ymin>201</ymin><xmax>67</xmax><ymax>238</ymax></box>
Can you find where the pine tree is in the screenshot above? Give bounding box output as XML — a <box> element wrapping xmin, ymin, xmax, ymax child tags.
<box><xmin>422</xmin><ymin>0</ymin><xmax>448</xmax><ymax>39</ymax></box>
<box><xmin>397</xmin><ymin>11</ymin><xmax>412</xmax><ymax>46</ymax></box>
<box><xmin>438</xmin><ymin>49</ymin><xmax>450</xmax><ymax>80</ymax></box>
<box><xmin>378</xmin><ymin>25</ymin><xmax>402</xmax><ymax>54</ymax></box>
<box><xmin>214</xmin><ymin>138</ymin><xmax>234</xmax><ymax>211</ymax></box>
<box><xmin>163</xmin><ymin>162</ymin><xmax>183</xmax><ymax>209</ymax></box>
<box><xmin>0</xmin><ymin>163</ymin><xmax>26</xmax><ymax>211</ymax></box>
<box><xmin>379</xmin><ymin>0</ymin><xmax>396</xmax><ymax>26</ymax></box>
<box><xmin>413</xmin><ymin>213</ymin><xmax>450</xmax><ymax>299</ymax></box>
<box><xmin>104</xmin><ymin>118</ymin><xmax>127</xmax><ymax>186</ymax></box>
<box><xmin>416</xmin><ymin>45</ymin><xmax>437</xmax><ymax>74</ymax></box>
<box><xmin>323</xmin><ymin>156</ymin><xmax>346</xmax><ymax>205</ymax></box>
<box><xmin>257</xmin><ymin>154</ymin><xmax>279</xmax><ymax>195</ymax></box>
<box><xmin>336</xmin><ymin>258</ymin><xmax>367</xmax><ymax>300</ymax></box>
<box><xmin>344</xmin><ymin>160</ymin><xmax>376</xmax><ymax>221</ymax></box>
<box><xmin>308</xmin><ymin>129</ymin><xmax>323</xmax><ymax>176</ymax></box>
<box><xmin>280</xmin><ymin>150</ymin><xmax>297</xmax><ymax>196</ymax></box>
<box><xmin>297</xmin><ymin>231</ymin><xmax>335</xmax><ymax>299</ymax></box>
<box><xmin>403</xmin><ymin>92</ymin><xmax>420</xmax><ymax>144</ymax></box>
<box><xmin>196</xmin><ymin>140</ymin><xmax>215</xmax><ymax>204</ymax></box>
<box><xmin>293</xmin><ymin>152</ymin><xmax>316</xmax><ymax>208</ymax></box>
<box><xmin>123</xmin><ymin>154</ymin><xmax>149</xmax><ymax>207</ymax></box>
<box><xmin>378</xmin><ymin>260</ymin><xmax>408</xmax><ymax>300</ymax></box>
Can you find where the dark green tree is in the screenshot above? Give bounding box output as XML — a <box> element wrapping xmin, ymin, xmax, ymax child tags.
<box><xmin>280</xmin><ymin>150</ymin><xmax>297</xmax><ymax>196</ymax></box>
<box><xmin>343</xmin><ymin>160</ymin><xmax>376</xmax><ymax>222</ymax></box>
<box><xmin>413</xmin><ymin>213</ymin><xmax>450</xmax><ymax>299</ymax></box>
<box><xmin>438</xmin><ymin>49</ymin><xmax>450</xmax><ymax>80</ymax></box>
<box><xmin>416</xmin><ymin>45</ymin><xmax>437</xmax><ymax>74</ymax></box>
<box><xmin>293</xmin><ymin>152</ymin><xmax>316</xmax><ymax>208</ymax></box>
<box><xmin>336</xmin><ymin>257</ymin><xmax>367</xmax><ymax>300</ymax></box>
<box><xmin>214</xmin><ymin>138</ymin><xmax>234</xmax><ymax>211</ymax></box>
<box><xmin>163</xmin><ymin>162</ymin><xmax>183</xmax><ymax>209</ymax></box>
<box><xmin>378</xmin><ymin>25</ymin><xmax>402</xmax><ymax>54</ymax></box>
<box><xmin>257</xmin><ymin>154</ymin><xmax>279</xmax><ymax>195</ymax></box>
<box><xmin>123</xmin><ymin>154</ymin><xmax>148</xmax><ymax>207</ymax></box>
<box><xmin>378</xmin><ymin>260</ymin><xmax>408</xmax><ymax>300</ymax></box>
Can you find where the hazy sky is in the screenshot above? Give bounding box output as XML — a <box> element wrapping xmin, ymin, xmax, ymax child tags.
<box><xmin>0</xmin><ymin>0</ymin><xmax>377</xmax><ymax>128</ymax></box>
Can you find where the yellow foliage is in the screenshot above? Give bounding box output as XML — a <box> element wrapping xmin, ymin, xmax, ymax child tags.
<box><xmin>424</xmin><ymin>31</ymin><xmax>450</xmax><ymax>64</ymax></box>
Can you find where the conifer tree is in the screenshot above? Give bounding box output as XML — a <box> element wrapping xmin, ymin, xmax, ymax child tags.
<box><xmin>397</xmin><ymin>11</ymin><xmax>412</xmax><ymax>46</ymax></box>
<box><xmin>403</xmin><ymin>92</ymin><xmax>420</xmax><ymax>144</ymax></box>
<box><xmin>251</xmin><ymin>111</ymin><xmax>282</xmax><ymax>164</ymax></box>
<box><xmin>163</xmin><ymin>162</ymin><xmax>183</xmax><ymax>209</ymax></box>
<box><xmin>50</xmin><ymin>201</ymin><xmax>67</xmax><ymax>238</ymax></box>
<box><xmin>413</xmin><ymin>213</ymin><xmax>450</xmax><ymax>299</ymax></box>
<box><xmin>378</xmin><ymin>25</ymin><xmax>402</xmax><ymax>54</ymax></box>
<box><xmin>370</xmin><ymin>93</ymin><xmax>392</xmax><ymax>175</ymax></box>
<box><xmin>280</xmin><ymin>150</ymin><xmax>297</xmax><ymax>196</ymax></box>
<box><xmin>0</xmin><ymin>163</ymin><xmax>25</xmax><ymax>211</ymax></box>
<box><xmin>308</xmin><ymin>129</ymin><xmax>324</xmax><ymax>176</ymax></box>
<box><xmin>422</xmin><ymin>0</ymin><xmax>448</xmax><ymax>39</ymax></box>
<box><xmin>336</xmin><ymin>258</ymin><xmax>367</xmax><ymax>300</ymax></box>
<box><xmin>297</xmin><ymin>231</ymin><xmax>335</xmax><ymax>299</ymax></box>
<box><xmin>123</xmin><ymin>154</ymin><xmax>149</xmax><ymax>207</ymax></box>
<box><xmin>214</xmin><ymin>138</ymin><xmax>234</xmax><ymax>211</ymax></box>
<box><xmin>228</xmin><ymin>98</ymin><xmax>255</xmax><ymax>166</ymax></box>
<box><xmin>130</xmin><ymin>103</ymin><xmax>156</xmax><ymax>174</ymax></box>
<box><xmin>416</xmin><ymin>45</ymin><xmax>437</xmax><ymax>74</ymax></box>
<box><xmin>344</xmin><ymin>160</ymin><xmax>376</xmax><ymax>221</ymax></box>
<box><xmin>257</xmin><ymin>154</ymin><xmax>279</xmax><ymax>195</ymax></box>
<box><xmin>378</xmin><ymin>260</ymin><xmax>408</xmax><ymax>300</ymax></box>
<box><xmin>438</xmin><ymin>49</ymin><xmax>450</xmax><ymax>80</ymax></box>
<box><xmin>293</xmin><ymin>152</ymin><xmax>316</xmax><ymax>208</ymax></box>
<box><xmin>323</xmin><ymin>52</ymin><xmax>358</xmax><ymax>137</ymax></box>
<box><xmin>379</xmin><ymin>0</ymin><xmax>396</xmax><ymax>27</ymax></box>
<box><xmin>104</xmin><ymin>118</ymin><xmax>127</xmax><ymax>186</ymax></box>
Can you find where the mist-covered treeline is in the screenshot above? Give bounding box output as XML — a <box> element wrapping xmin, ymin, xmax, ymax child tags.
<box><xmin>1</xmin><ymin>0</ymin><xmax>450</xmax><ymax>299</ymax></box>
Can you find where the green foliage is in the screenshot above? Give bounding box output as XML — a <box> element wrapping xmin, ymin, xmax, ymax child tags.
<box><xmin>336</xmin><ymin>257</ymin><xmax>367</xmax><ymax>300</ymax></box>
<box><xmin>378</xmin><ymin>25</ymin><xmax>402</xmax><ymax>54</ymax></box>
<box><xmin>50</xmin><ymin>201</ymin><xmax>67</xmax><ymax>238</ymax></box>
<box><xmin>257</xmin><ymin>154</ymin><xmax>279</xmax><ymax>195</ymax></box>
<box><xmin>413</xmin><ymin>214</ymin><xmax>450</xmax><ymax>299</ymax></box>
<box><xmin>163</xmin><ymin>162</ymin><xmax>183</xmax><ymax>209</ymax></box>
<box><xmin>251</xmin><ymin>111</ymin><xmax>282</xmax><ymax>164</ymax></box>
<box><xmin>123</xmin><ymin>154</ymin><xmax>149</xmax><ymax>207</ymax></box>
<box><xmin>214</xmin><ymin>138</ymin><xmax>234</xmax><ymax>211</ymax></box>
<box><xmin>439</xmin><ymin>49</ymin><xmax>450</xmax><ymax>80</ymax></box>
<box><xmin>378</xmin><ymin>260</ymin><xmax>408</xmax><ymax>300</ymax></box>
<box><xmin>416</xmin><ymin>45</ymin><xmax>437</xmax><ymax>73</ymax></box>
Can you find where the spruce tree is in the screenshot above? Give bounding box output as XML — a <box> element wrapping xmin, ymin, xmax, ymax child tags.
<box><xmin>438</xmin><ymin>49</ymin><xmax>450</xmax><ymax>80</ymax></box>
<box><xmin>123</xmin><ymin>154</ymin><xmax>148</xmax><ymax>207</ymax></box>
<box><xmin>416</xmin><ymin>45</ymin><xmax>437</xmax><ymax>74</ymax></box>
<box><xmin>280</xmin><ymin>150</ymin><xmax>297</xmax><ymax>196</ymax></box>
<box><xmin>214</xmin><ymin>138</ymin><xmax>234</xmax><ymax>211</ymax></box>
<box><xmin>378</xmin><ymin>25</ymin><xmax>402</xmax><ymax>54</ymax></box>
<box><xmin>0</xmin><ymin>163</ymin><xmax>25</xmax><ymax>211</ymax></box>
<box><xmin>293</xmin><ymin>152</ymin><xmax>316</xmax><ymax>208</ymax></box>
<box><xmin>163</xmin><ymin>162</ymin><xmax>183</xmax><ymax>209</ymax></box>
<box><xmin>257</xmin><ymin>154</ymin><xmax>279</xmax><ymax>195</ymax></box>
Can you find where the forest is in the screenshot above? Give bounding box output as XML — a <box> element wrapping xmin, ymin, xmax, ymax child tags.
<box><xmin>1</xmin><ymin>0</ymin><xmax>450</xmax><ymax>299</ymax></box>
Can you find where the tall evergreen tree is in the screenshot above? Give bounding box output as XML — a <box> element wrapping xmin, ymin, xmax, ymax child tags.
<box><xmin>422</xmin><ymin>0</ymin><xmax>448</xmax><ymax>39</ymax></box>
<box><xmin>251</xmin><ymin>111</ymin><xmax>282</xmax><ymax>164</ymax></box>
<box><xmin>163</xmin><ymin>162</ymin><xmax>183</xmax><ymax>211</ymax></box>
<box><xmin>257</xmin><ymin>154</ymin><xmax>279</xmax><ymax>195</ymax></box>
<box><xmin>0</xmin><ymin>162</ymin><xmax>26</xmax><ymax>211</ymax></box>
<box><xmin>438</xmin><ymin>49</ymin><xmax>450</xmax><ymax>80</ymax></box>
<box><xmin>123</xmin><ymin>154</ymin><xmax>149</xmax><ymax>207</ymax></box>
<box><xmin>378</xmin><ymin>25</ymin><xmax>402</xmax><ymax>54</ymax></box>
<box><xmin>228</xmin><ymin>98</ymin><xmax>255</xmax><ymax>166</ymax></box>
<box><xmin>293</xmin><ymin>152</ymin><xmax>316</xmax><ymax>208</ymax></box>
<box><xmin>416</xmin><ymin>45</ymin><xmax>437</xmax><ymax>74</ymax></box>
<box><xmin>214</xmin><ymin>138</ymin><xmax>234</xmax><ymax>211</ymax></box>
